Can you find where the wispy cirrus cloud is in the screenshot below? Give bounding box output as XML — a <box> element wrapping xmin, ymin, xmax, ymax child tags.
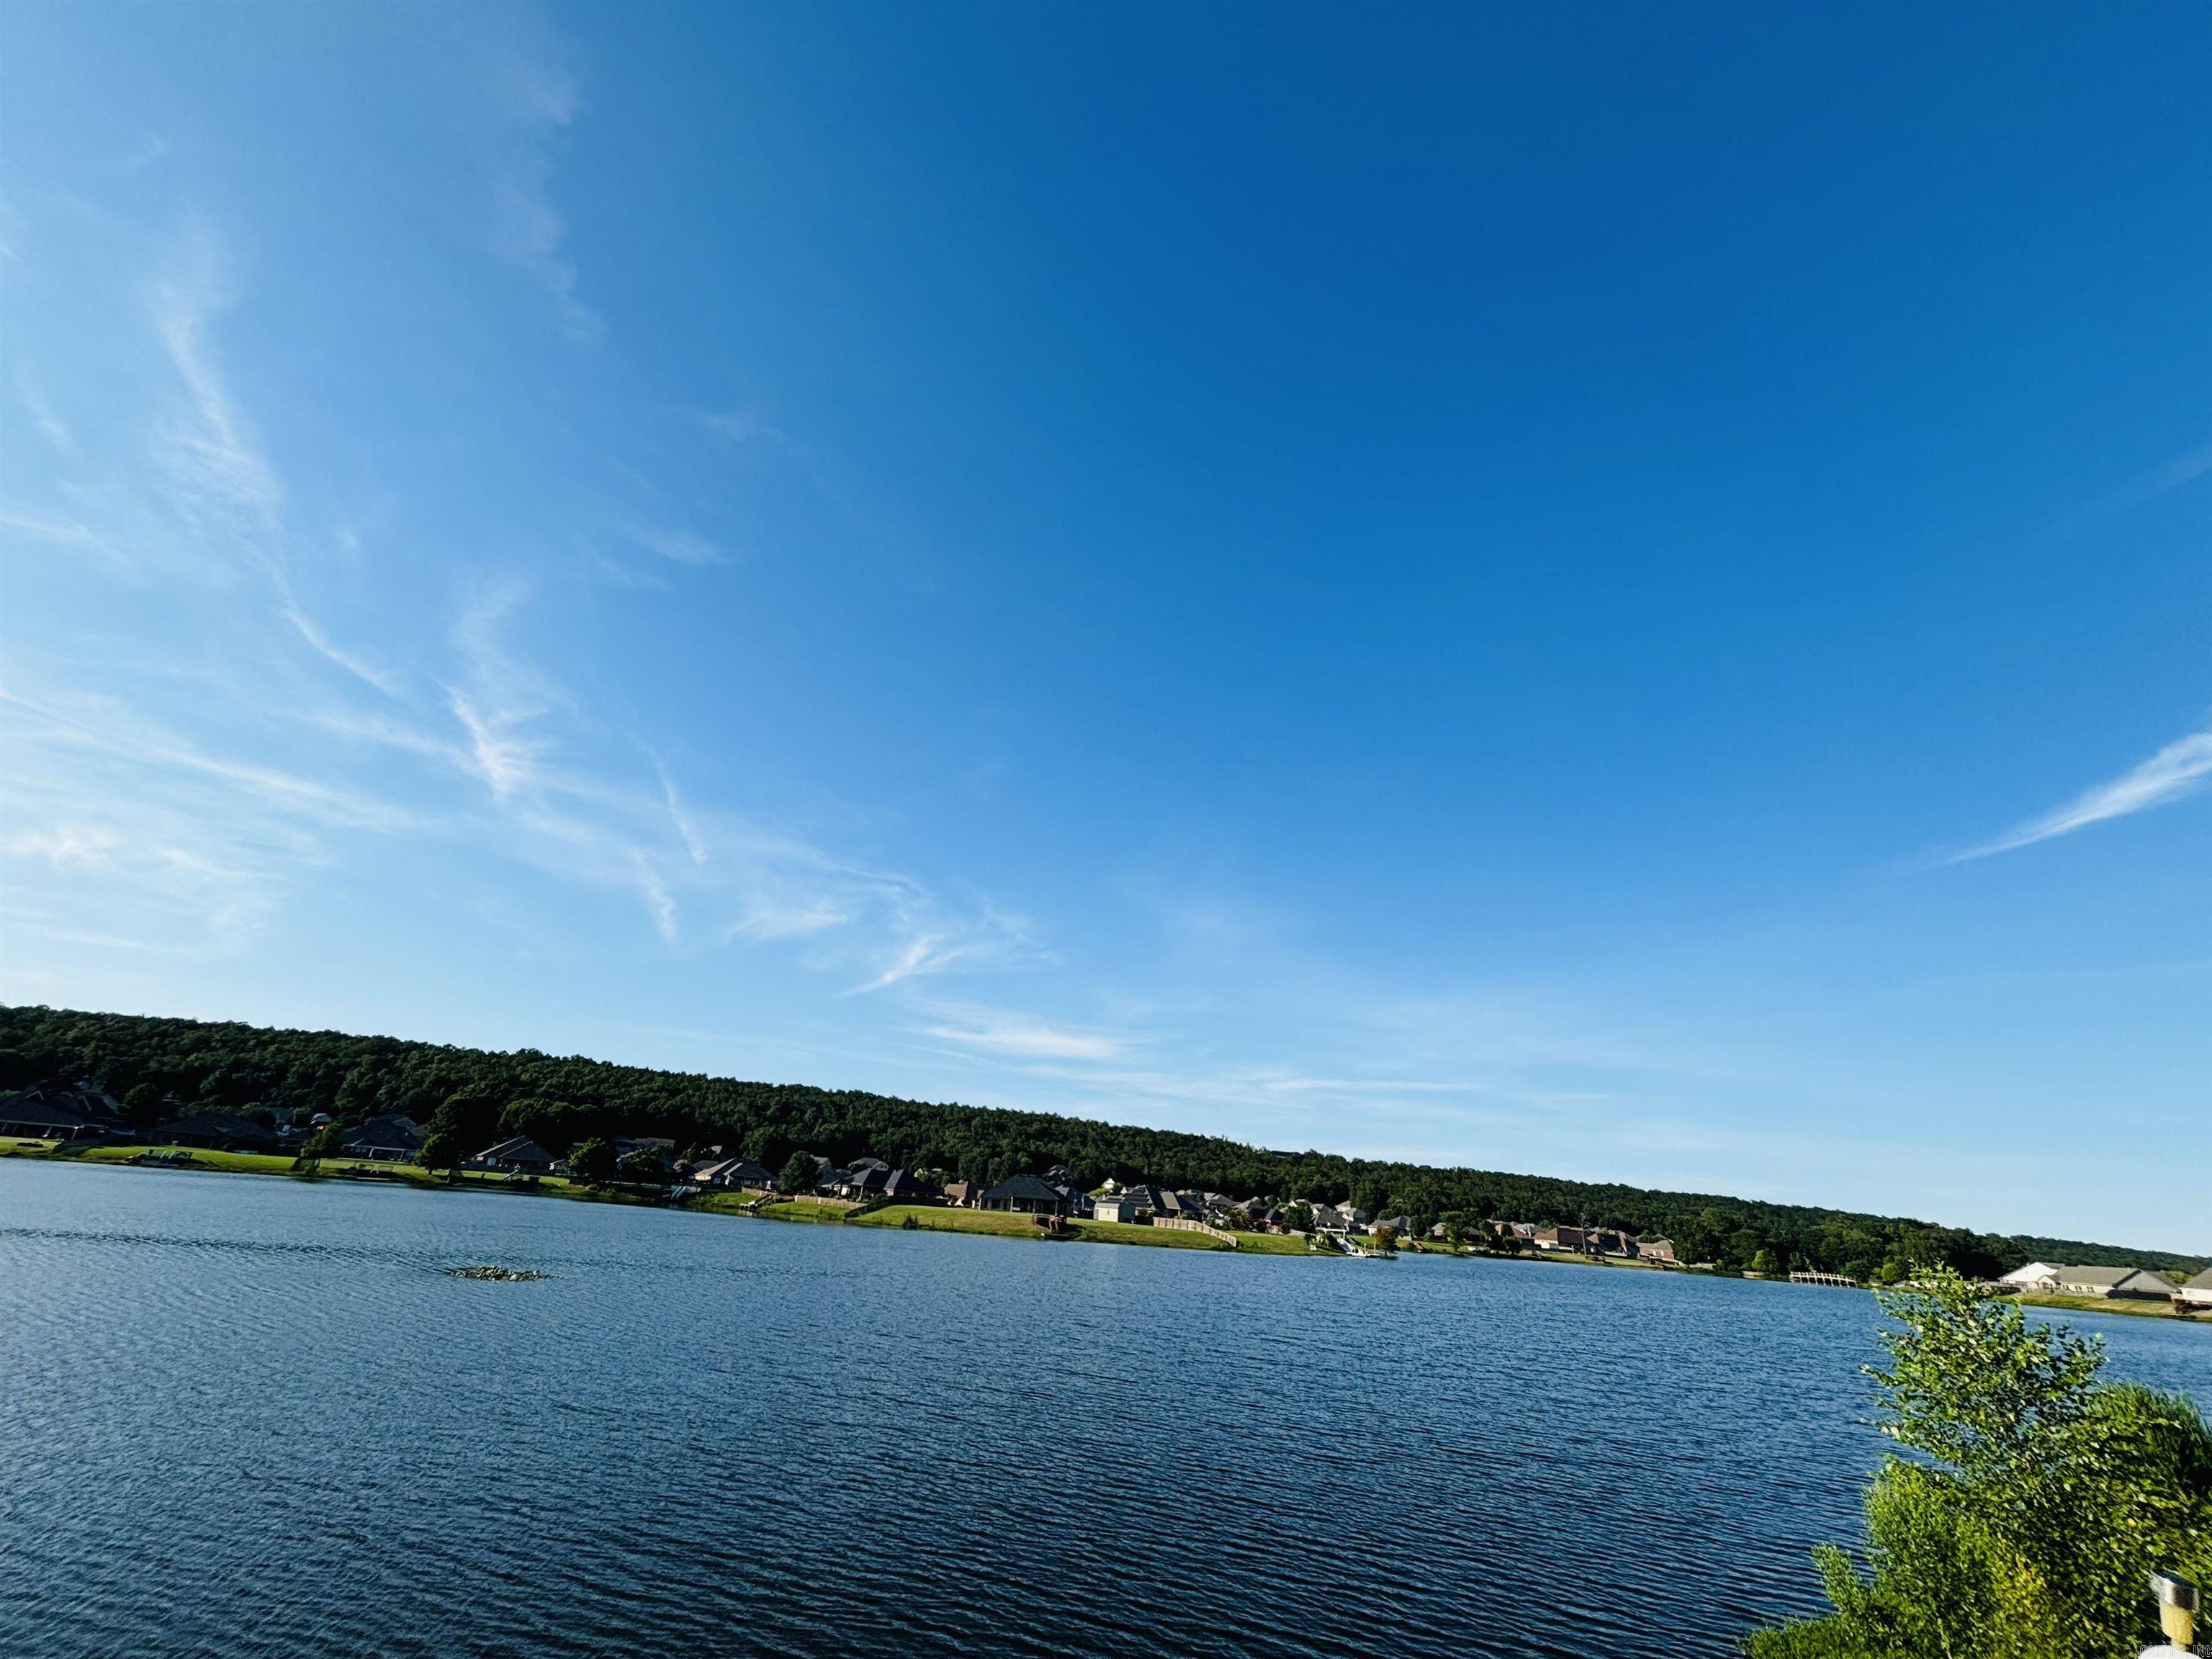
<box><xmin>626</xmin><ymin>526</ymin><xmax>727</xmax><ymax>566</ymax></box>
<box><xmin>1954</xmin><ymin>719</ymin><xmax>2212</xmax><ymax>861</ymax></box>
<box><xmin>478</xmin><ymin>33</ymin><xmax>598</xmax><ymax>343</ymax></box>
<box><xmin>2113</xmin><ymin>435</ymin><xmax>2212</xmax><ymax>512</ymax></box>
<box><xmin>920</xmin><ymin>1006</ymin><xmax>1122</xmax><ymax>1061</ymax></box>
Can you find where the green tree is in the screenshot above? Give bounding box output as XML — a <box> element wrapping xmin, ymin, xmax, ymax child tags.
<box><xmin>418</xmin><ymin>1130</ymin><xmax>460</xmax><ymax>1174</ymax></box>
<box><xmin>567</xmin><ymin>1138</ymin><xmax>616</xmax><ymax>1184</ymax></box>
<box><xmin>300</xmin><ymin>1121</ymin><xmax>345</xmax><ymax>1159</ymax></box>
<box><xmin>778</xmin><ymin>1150</ymin><xmax>817</xmax><ymax>1195</ymax></box>
<box><xmin>618</xmin><ymin>1144</ymin><xmax>667</xmax><ymax>1182</ymax></box>
<box><xmin>122</xmin><ymin>1083</ymin><xmax>164</xmax><ymax>1130</ymax></box>
<box><xmin>1744</xmin><ymin>1269</ymin><xmax>2212</xmax><ymax>1658</ymax></box>
<box><xmin>1371</xmin><ymin>1224</ymin><xmax>1400</xmax><ymax>1256</ymax></box>
<box><xmin>1750</xmin><ymin>1247</ymin><xmax>1780</xmax><ymax>1276</ymax></box>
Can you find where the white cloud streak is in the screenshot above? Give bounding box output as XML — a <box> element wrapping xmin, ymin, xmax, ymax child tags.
<box><xmin>1955</xmin><ymin>719</ymin><xmax>2212</xmax><ymax>860</ymax></box>
<box><xmin>921</xmin><ymin>1010</ymin><xmax>1121</xmax><ymax>1061</ymax></box>
<box><xmin>2115</xmin><ymin>436</ymin><xmax>2212</xmax><ymax>511</ymax></box>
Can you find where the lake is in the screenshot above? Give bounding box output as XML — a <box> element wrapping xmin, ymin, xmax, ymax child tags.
<box><xmin>3</xmin><ymin>1161</ymin><xmax>2206</xmax><ymax>1659</ymax></box>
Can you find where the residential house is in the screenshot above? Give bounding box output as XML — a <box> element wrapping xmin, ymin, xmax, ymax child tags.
<box><xmin>980</xmin><ymin>1174</ymin><xmax>1071</xmax><ymax>1217</ymax></box>
<box><xmin>1997</xmin><ymin>1262</ymin><xmax>2062</xmax><ymax>1291</ymax></box>
<box><xmin>838</xmin><ymin>1165</ymin><xmax>891</xmax><ymax>1202</ymax></box>
<box><xmin>941</xmin><ymin>1181</ymin><xmax>980</xmax><ymax>1208</ymax></box>
<box><xmin>1587</xmin><ymin>1230</ymin><xmax>1638</xmax><ymax>1257</ymax></box>
<box><xmin>2054</xmin><ymin>1266</ymin><xmax>2178</xmax><ymax>1300</ymax></box>
<box><xmin>155</xmin><ymin>1112</ymin><xmax>279</xmax><ymax>1154</ymax></box>
<box><xmin>2176</xmin><ymin>1268</ymin><xmax>2212</xmax><ymax>1308</ymax></box>
<box><xmin>472</xmin><ymin>1136</ymin><xmax>560</xmax><ymax>1176</ymax></box>
<box><xmin>1637</xmin><ymin>1238</ymin><xmax>1678</xmax><ymax>1264</ymax></box>
<box><xmin>880</xmin><ymin>1169</ymin><xmax>938</xmax><ymax>1204</ymax></box>
<box><xmin>0</xmin><ymin>1085</ymin><xmax>126</xmax><ymax>1141</ymax></box>
<box><xmin>1117</xmin><ymin>1184</ymin><xmax>1166</xmax><ymax>1217</ymax></box>
<box><xmin>690</xmin><ymin>1156</ymin><xmax>774</xmax><ymax>1190</ymax></box>
<box><xmin>1092</xmin><ymin>1192</ymin><xmax>1143</xmax><ymax>1223</ymax></box>
<box><xmin>338</xmin><ymin>1115</ymin><xmax>426</xmax><ymax>1162</ymax></box>
<box><xmin>1534</xmin><ymin>1226</ymin><xmax>1591</xmax><ymax>1253</ymax></box>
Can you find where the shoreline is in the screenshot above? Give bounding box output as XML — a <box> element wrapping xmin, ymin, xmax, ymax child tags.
<box><xmin>5</xmin><ymin>1141</ymin><xmax>2207</xmax><ymax>1324</ymax></box>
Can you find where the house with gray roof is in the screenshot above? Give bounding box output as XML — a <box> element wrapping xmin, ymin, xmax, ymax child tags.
<box><xmin>981</xmin><ymin>1173</ymin><xmax>1071</xmax><ymax>1217</ymax></box>
<box><xmin>472</xmin><ymin>1136</ymin><xmax>560</xmax><ymax>1175</ymax></box>
<box><xmin>2054</xmin><ymin>1265</ymin><xmax>2177</xmax><ymax>1299</ymax></box>
<box><xmin>156</xmin><ymin>1112</ymin><xmax>279</xmax><ymax>1154</ymax></box>
<box><xmin>338</xmin><ymin>1115</ymin><xmax>426</xmax><ymax>1162</ymax></box>
<box><xmin>0</xmin><ymin>1085</ymin><xmax>125</xmax><ymax>1141</ymax></box>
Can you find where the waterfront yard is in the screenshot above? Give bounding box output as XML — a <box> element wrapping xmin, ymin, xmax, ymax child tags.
<box><xmin>849</xmin><ymin>1204</ymin><xmax>1059</xmax><ymax>1239</ymax></box>
<box><xmin>2013</xmin><ymin>1290</ymin><xmax>2205</xmax><ymax>1323</ymax></box>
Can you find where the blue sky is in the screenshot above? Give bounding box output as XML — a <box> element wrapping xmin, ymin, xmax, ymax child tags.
<box><xmin>4</xmin><ymin>4</ymin><xmax>2206</xmax><ymax>1249</ymax></box>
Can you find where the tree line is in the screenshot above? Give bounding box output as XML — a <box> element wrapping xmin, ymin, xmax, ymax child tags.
<box><xmin>4</xmin><ymin>1004</ymin><xmax>2200</xmax><ymax>1280</ymax></box>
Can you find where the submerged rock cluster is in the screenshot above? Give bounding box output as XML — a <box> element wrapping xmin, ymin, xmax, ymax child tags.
<box><xmin>444</xmin><ymin>1264</ymin><xmax>549</xmax><ymax>1282</ymax></box>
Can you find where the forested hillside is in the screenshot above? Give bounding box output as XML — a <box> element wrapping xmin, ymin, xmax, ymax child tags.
<box><xmin>4</xmin><ymin>1005</ymin><xmax>2199</xmax><ymax>1278</ymax></box>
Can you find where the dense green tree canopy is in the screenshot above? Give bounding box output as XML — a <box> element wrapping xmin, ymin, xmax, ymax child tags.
<box><xmin>4</xmin><ymin>1005</ymin><xmax>2198</xmax><ymax>1277</ymax></box>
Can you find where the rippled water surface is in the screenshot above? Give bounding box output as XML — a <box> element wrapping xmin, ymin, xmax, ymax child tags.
<box><xmin>4</xmin><ymin>1161</ymin><xmax>2206</xmax><ymax>1659</ymax></box>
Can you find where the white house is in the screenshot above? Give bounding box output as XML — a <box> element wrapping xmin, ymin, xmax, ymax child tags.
<box><xmin>1999</xmin><ymin>1262</ymin><xmax>2062</xmax><ymax>1291</ymax></box>
<box><xmin>1091</xmin><ymin>1192</ymin><xmax>1142</xmax><ymax>1223</ymax></box>
<box><xmin>2175</xmin><ymin>1267</ymin><xmax>2212</xmax><ymax>1308</ymax></box>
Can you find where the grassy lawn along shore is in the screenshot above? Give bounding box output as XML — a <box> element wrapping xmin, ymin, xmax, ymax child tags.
<box><xmin>754</xmin><ymin>1197</ymin><xmax>856</xmax><ymax>1224</ymax></box>
<box><xmin>2012</xmin><ymin>1290</ymin><xmax>2205</xmax><ymax>1323</ymax></box>
<box><xmin>846</xmin><ymin>1204</ymin><xmax>1059</xmax><ymax>1240</ymax></box>
<box><xmin>1073</xmin><ymin>1218</ymin><xmax>1230</xmax><ymax>1249</ymax></box>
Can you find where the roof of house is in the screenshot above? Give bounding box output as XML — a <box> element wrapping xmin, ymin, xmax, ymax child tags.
<box><xmin>341</xmin><ymin>1115</ymin><xmax>424</xmax><ymax>1148</ymax></box>
<box><xmin>158</xmin><ymin>1112</ymin><xmax>274</xmax><ymax>1141</ymax></box>
<box><xmin>2182</xmin><ymin>1267</ymin><xmax>2212</xmax><ymax>1291</ymax></box>
<box><xmin>477</xmin><ymin>1136</ymin><xmax>556</xmax><ymax>1164</ymax></box>
<box><xmin>0</xmin><ymin>1087</ymin><xmax>125</xmax><ymax>1130</ymax></box>
<box><xmin>982</xmin><ymin>1173</ymin><xmax>1065</xmax><ymax>1202</ymax></box>
<box><xmin>2058</xmin><ymin>1265</ymin><xmax>2172</xmax><ymax>1289</ymax></box>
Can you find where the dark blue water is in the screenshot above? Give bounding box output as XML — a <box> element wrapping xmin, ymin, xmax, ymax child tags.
<box><xmin>3</xmin><ymin>1162</ymin><xmax>2206</xmax><ymax>1659</ymax></box>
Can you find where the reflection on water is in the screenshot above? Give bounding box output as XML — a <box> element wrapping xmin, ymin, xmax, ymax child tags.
<box><xmin>3</xmin><ymin>1160</ymin><xmax>2205</xmax><ymax>1659</ymax></box>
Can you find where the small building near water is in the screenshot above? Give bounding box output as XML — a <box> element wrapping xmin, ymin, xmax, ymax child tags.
<box><xmin>156</xmin><ymin>1112</ymin><xmax>279</xmax><ymax>1154</ymax></box>
<box><xmin>338</xmin><ymin>1115</ymin><xmax>426</xmax><ymax>1163</ymax></box>
<box><xmin>981</xmin><ymin>1173</ymin><xmax>1071</xmax><ymax>1217</ymax></box>
<box><xmin>0</xmin><ymin>1085</ymin><xmax>127</xmax><ymax>1141</ymax></box>
<box><xmin>2054</xmin><ymin>1266</ymin><xmax>2177</xmax><ymax>1300</ymax></box>
<box><xmin>472</xmin><ymin>1136</ymin><xmax>561</xmax><ymax>1176</ymax></box>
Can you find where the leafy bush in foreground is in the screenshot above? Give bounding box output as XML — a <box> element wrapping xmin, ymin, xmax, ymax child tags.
<box><xmin>1744</xmin><ymin>1272</ymin><xmax>2212</xmax><ymax>1659</ymax></box>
